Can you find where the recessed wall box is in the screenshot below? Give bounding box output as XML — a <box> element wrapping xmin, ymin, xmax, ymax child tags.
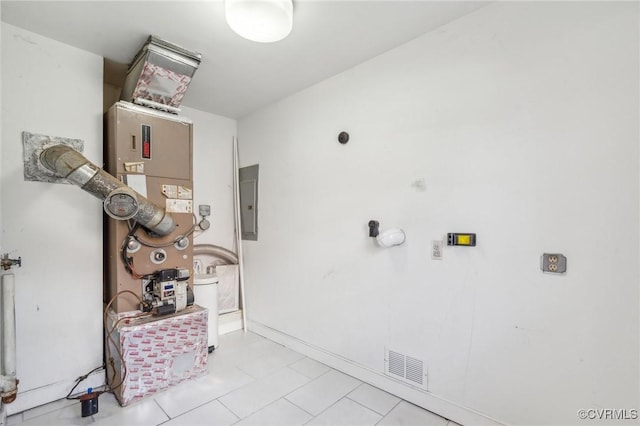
<box><xmin>447</xmin><ymin>233</ymin><xmax>476</xmax><ymax>246</ymax></box>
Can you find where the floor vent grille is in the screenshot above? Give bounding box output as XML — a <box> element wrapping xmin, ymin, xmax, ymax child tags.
<box><xmin>385</xmin><ymin>348</ymin><xmax>427</xmax><ymax>389</ymax></box>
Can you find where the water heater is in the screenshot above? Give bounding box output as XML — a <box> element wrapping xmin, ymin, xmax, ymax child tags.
<box><xmin>104</xmin><ymin>102</ymin><xmax>194</xmax><ymax>313</ymax></box>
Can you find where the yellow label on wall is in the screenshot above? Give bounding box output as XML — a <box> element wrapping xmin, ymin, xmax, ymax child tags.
<box><xmin>457</xmin><ymin>235</ymin><xmax>471</xmax><ymax>245</ymax></box>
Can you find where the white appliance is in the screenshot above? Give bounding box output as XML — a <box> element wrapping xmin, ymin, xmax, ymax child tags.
<box><xmin>193</xmin><ymin>274</ymin><xmax>219</xmax><ymax>350</ymax></box>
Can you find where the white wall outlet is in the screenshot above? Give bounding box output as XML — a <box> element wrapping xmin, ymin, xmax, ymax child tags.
<box><xmin>541</xmin><ymin>253</ymin><xmax>567</xmax><ymax>274</ymax></box>
<box><xmin>432</xmin><ymin>240</ymin><xmax>443</xmax><ymax>260</ymax></box>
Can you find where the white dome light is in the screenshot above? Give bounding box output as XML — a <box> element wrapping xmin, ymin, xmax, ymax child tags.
<box><xmin>225</xmin><ymin>0</ymin><xmax>293</xmax><ymax>43</ymax></box>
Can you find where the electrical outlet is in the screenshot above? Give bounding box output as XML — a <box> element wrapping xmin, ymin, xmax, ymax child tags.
<box><xmin>432</xmin><ymin>240</ymin><xmax>443</xmax><ymax>260</ymax></box>
<box><xmin>541</xmin><ymin>253</ymin><xmax>567</xmax><ymax>274</ymax></box>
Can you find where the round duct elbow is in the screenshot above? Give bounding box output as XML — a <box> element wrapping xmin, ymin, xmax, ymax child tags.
<box><xmin>39</xmin><ymin>145</ymin><xmax>176</xmax><ymax>236</ymax></box>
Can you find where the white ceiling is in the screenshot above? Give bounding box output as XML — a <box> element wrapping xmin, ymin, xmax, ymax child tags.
<box><xmin>1</xmin><ymin>1</ymin><xmax>488</xmax><ymax>118</ymax></box>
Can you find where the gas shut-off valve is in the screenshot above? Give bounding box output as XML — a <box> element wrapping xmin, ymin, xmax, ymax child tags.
<box><xmin>1</xmin><ymin>254</ymin><xmax>21</xmax><ymax>271</ymax></box>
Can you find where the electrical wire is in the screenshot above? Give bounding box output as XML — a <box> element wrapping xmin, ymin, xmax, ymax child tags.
<box><xmin>121</xmin><ymin>222</ymin><xmax>140</xmax><ymax>276</ymax></box>
<box><xmin>103</xmin><ymin>290</ymin><xmax>150</xmax><ymax>395</ymax></box>
<box><xmin>120</xmin><ymin>221</ymin><xmax>157</xmax><ymax>279</ymax></box>
<box><xmin>65</xmin><ymin>290</ymin><xmax>150</xmax><ymax>401</ymax></box>
<box><xmin>65</xmin><ymin>365</ymin><xmax>106</xmax><ymax>400</ymax></box>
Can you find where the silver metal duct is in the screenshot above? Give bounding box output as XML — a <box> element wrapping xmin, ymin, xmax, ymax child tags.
<box><xmin>40</xmin><ymin>145</ymin><xmax>176</xmax><ymax>236</ymax></box>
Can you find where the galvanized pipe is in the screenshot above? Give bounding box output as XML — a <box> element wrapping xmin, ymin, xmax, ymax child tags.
<box><xmin>40</xmin><ymin>145</ymin><xmax>176</xmax><ymax>236</ymax></box>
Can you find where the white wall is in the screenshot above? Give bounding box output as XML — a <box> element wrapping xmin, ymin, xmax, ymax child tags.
<box><xmin>1</xmin><ymin>24</ymin><xmax>104</xmax><ymax>413</ymax></box>
<box><xmin>238</xmin><ymin>3</ymin><xmax>639</xmax><ymax>426</ymax></box>
<box><xmin>0</xmin><ymin>7</ymin><xmax>3</xmax><ymax>255</ymax></box>
<box><xmin>182</xmin><ymin>106</ymin><xmax>237</xmax><ymax>254</ymax></box>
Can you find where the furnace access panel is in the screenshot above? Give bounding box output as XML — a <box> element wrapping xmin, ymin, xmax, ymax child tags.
<box><xmin>104</xmin><ymin>102</ymin><xmax>194</xmax><ymax>313</ymax></box>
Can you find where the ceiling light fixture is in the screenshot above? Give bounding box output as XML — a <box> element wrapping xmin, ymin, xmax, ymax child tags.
<box><xmin>225</xmin><ymin>0</ymin><xmax>293</xmax><ymax>43</ymax></box>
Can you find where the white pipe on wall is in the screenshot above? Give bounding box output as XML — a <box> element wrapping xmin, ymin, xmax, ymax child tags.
<box><xmin>2</xmin><ymin>274</ymin><xmax>16</xmax><ymax>379</ymax></box>
<box><xmin>0</xmin><ymin>274</ymin><xmax>17</xmax><ymax>404</ymax></box>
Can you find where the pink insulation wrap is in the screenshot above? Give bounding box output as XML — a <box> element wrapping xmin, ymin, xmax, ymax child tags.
<box><xmin>132</xmin><ymin>62</ymin><xmax>193</xmax><ymax>109</ymax></box>
<box><xmin>107</xmin><ymin>305</ymin><xmax>208</xmax><ymax>406</ymax></box>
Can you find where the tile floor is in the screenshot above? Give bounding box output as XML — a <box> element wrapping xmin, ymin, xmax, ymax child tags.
<box><xmin>8</xmin><ymin>331</ymin><xmax>460</xmax><ymax>426</ymax></box>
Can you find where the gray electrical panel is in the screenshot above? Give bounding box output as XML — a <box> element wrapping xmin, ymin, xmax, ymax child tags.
<box><xmin>239</xmin><ymin>164</ymin><xmax>259</xmax><ymax>241</ymax></box>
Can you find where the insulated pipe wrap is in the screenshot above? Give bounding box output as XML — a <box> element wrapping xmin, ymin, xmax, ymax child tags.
<box><xmin>1</xmin><ymin>274</ymin><xmax>16</xmax><ymax>378</ymax></box>
<box><xmin>0</xmin><ymin>273</ymin><xmax>18</xmax><ymax>403</ymax></box>
<box><xmin>40</xmin><ymin>145</ymin><xmax>176</xmax><ymax>236</ymax></box>
<box><xmin>193</xmin><ymin>244</ymin><xmax>238</xmax><ymax>265</ymax></box>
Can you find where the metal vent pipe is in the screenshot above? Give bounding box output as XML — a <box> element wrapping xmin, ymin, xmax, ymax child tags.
<box><xmin>40</xmin><ymin>145</ymin><xmax>176</xmax><ymax>236</ymax></box>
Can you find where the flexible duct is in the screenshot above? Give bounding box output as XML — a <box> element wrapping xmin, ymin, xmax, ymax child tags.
<box><xmin>40</xmin><ymin>145</ymin><xmax>175</xmax><ymax>236</ymax></box>
<box><xmin>193</xmin><ymin>244</ymin><xmax>238</xmax><ymax>265</ymax></box>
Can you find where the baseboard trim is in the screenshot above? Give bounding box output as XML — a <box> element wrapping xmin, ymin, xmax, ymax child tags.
<box><xmin>248</xmin><ymin>320</ymin><xmax>505</xmax><ymax>426</ymax></box>
<box><xmin>219</xmin><ymin>310</ymin><xmax>243</xmax><ymax>335</ymax></box>
<box><xmin>6</xmin><ymin>371</ymin><xmax>105</xmax><ymax>416</ymax></box>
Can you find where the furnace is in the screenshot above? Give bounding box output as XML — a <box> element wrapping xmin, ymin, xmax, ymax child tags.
<box><xmin>104</xmin><ymin>101</ymin><xmax>195</xmax><ymax>314</ymax></box>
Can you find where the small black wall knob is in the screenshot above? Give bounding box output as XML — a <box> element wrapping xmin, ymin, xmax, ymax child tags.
<box><xmin>338</xmin><ymin>132</ymin><xmax>350</xmax><ymax>144</ymax></box>
<box><xmin>368</xmin><ymin>220</ymin><xmax>379</xmax><ymax>237</ymax></box>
